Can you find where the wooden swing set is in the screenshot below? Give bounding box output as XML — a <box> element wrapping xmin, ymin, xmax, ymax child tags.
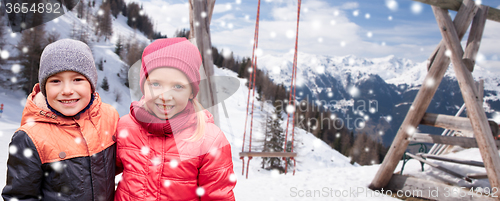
<box><xmin>369</xmin><ymin>0</ymin><xmax>500</xmax><ymax>200</ymax></box>
<box><xmin>239</xmin><ymin>0</ymin><xmax>302</xmax><ymax>179</ymax></box>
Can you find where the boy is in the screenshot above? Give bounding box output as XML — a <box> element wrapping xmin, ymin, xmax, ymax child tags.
<box><xmin>2</xmin><ymin>39</ymin><xmax>118</xmax><ymax>201</ymax></box>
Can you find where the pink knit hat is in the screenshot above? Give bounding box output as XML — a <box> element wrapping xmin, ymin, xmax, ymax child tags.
<box><xmin>140</xmin><ymin>38</ymin><xmax>202</xmax><ymax>96</ymax></box>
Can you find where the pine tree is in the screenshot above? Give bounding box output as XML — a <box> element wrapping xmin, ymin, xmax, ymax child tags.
<box><xmin>115</xmin><ymin>35</ymin><xmax>123</xmax><ymax>57</ymax></box>
<box><xmin>97</xmin><ymin>3</ymin><xmax>113</xmax><ymax>41</ymax></box>
<box><xmin>17</xmin><ymin>25</ymin><xmax>48</xmax><ymax>95</ymax></box>
<box><xmin>101</xmin><ymin>76</ymin><xmax>109</xmax><ymax>91</ymax></box>
<box><xmin>261</xmin><ymin>103</ymin><xmax>292</xmax><ymax>173</ymax></box>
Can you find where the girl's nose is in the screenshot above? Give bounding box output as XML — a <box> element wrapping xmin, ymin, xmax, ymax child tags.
<box><xmin>160</xmin><ymin>91</ymin><xmax>173</xmax><ymax>101</ymax></box>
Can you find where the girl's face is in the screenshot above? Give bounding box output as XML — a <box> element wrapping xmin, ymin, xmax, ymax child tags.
<box><xmin>45</xmin><ymin>71</ymin><xmax>92</xmax><ymax>116</ymax></box>
<box><xmin>143</xmin><ymin>67</ymin><xmax>194</xmax><ymax>119</ymax></box>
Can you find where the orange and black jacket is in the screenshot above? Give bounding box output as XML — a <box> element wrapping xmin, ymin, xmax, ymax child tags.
<box><xmin>2</xmin><ymin>84</ymin><xmax>119</xmax><ymax>201</ymax></box>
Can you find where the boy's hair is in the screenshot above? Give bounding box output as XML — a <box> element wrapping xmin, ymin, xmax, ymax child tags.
<box><xmin>39</xmin><ymin>38</ymin><xmax>97</xmax><ymax>96</ymax></box>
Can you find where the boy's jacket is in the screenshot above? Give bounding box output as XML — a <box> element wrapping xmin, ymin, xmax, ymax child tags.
<box><xmin>2</xmin><ymin>84</ymin><xmax>119</xmax><ymax>201</ymax></box>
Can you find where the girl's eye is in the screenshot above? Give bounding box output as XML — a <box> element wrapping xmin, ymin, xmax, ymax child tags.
<box><xmin>174</xmin><ymin>84</ymin><xmax>184</xmax><ymax>89</ymax></box>
<box><xmin>150</xmin><ymin>82</ymin><xmax>160</xmax><ymax>87</ymax></box>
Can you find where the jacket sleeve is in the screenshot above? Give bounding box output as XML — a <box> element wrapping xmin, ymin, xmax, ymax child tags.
<box><xmin>2</xmin><ymin>130</ymin><xmax>43</xmax><ymax>201</ymax></box>
<box><xmin>198</xmin><ymin>131</ymin><xmax>236</xmax><ymax>201</ymax></box>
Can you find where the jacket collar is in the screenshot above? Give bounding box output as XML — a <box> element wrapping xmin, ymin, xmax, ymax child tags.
<box><xmin>20</xmin><ymin>83</ymin><xmax>102</xmax><ymax>126</ymax></box>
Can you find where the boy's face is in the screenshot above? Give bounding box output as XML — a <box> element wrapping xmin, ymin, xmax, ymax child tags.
<box><xmin>45</xmin><ymin>71</ymin><xmax>92</xmax><ymax>116</ymax></box>
<box><xmin>143</xmin><ymin>67</ymin><xmax>194</xmax><ymax>120</ymax></box>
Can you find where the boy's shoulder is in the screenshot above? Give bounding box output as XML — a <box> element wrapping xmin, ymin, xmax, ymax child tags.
<box><xmin>97</xmin><ymin>102</ymin><xmax>119</xmax><ymax>118</ymax></box>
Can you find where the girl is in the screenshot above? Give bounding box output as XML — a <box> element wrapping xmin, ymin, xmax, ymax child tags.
<box><xmin>115</xmin><ymin>38</ymin><xmax>236</xmax><ymax>201</ymax></box>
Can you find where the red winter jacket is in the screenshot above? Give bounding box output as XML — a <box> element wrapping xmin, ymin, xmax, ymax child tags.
<box><xmin>115</xmin><ymin>109</ymin><xmax>236</xmax><ymax>201</ymax></box>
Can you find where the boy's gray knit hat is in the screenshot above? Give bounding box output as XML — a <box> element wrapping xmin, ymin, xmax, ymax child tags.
<box><xmin>39</xmin><ymin>38</ymin><xmax>97</xmax><ymax>96</ymax></box>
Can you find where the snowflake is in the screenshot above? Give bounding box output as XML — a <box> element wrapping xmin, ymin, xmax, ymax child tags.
<box><xmin>209</xmin><ymin>148</ymin><xmax>219</xmax><ymax>157</ymax></box>
<box><xmin>388</xmin><ymin>16</ymin><xmax>393</xmax><ymax>21</ymax></box>
<box><xmin>367</xmin><ymin>32</ymin><xmax>373</xmax><ymax>38</ymax></box>
<box><xmin>316</xmin><ymin>66</ymin><xmax>325</xmax><ymax>74</ymax></box>
<box><xmin>365</xmin><ymin>13</ymin><xmax>371</xmax><ymax>19</ymax></box>
<box><xmin>10</xmin><ymin>33</ymin><xmax>17</xmax><ymax>38</ymax></box>
<box><xmin>425</xmin><ymin>78</ymin><xmax>435</xmax><ymax>87</ymax></box>
<box><xmin>318</xmin><ymin>37</ymin><xmax>323</xmax><ymax>43</ymax></box>
<box><xmin>349</xmin><ymin>86</ymin><xmax>360</xmax><ymax>97</ymax></box>
<box><xmin>220</xmin><ymin>21</ymin><xmax>226</xmax><ymax>27</ymax></box>
<box><xmin>227</xmin><ymin>23</ymin><xmax>234</xmax><ymax>29</ymax></box>
<box><xmin>286</xmin><ymin>30</ymin><xmax>295</xmax><ymax>39</ymax></box>
<box><xmin>163</xmin><ymin>180</ymin><xmax>171</xmax><ymax>187</ymax></box>
<box><xmin>119</xmin><ymin>130</ymin><xmax>129</xmax><ymax>138</ymax></box>
<box><xmin>74</xmin><ymin>137</ymin><xmax>82</xmax><ymax>144</ymax></box>
<box><xmin>22</xmin><ymin>47</ymin><xmax>28</xmax><ymax>53</ymax></box>
<box><xmin>406</xmin><ymin>126</ymin><xmax>416</xmax><ymax>135</ymax></box>
<box><xmin>221</xmin><ymin>47</ymin><xmax>232</xmax><ymax>59</ymax></box>
<box><xmin>371</xmin><ymin>160</ymin><xmax>376</xmax><ymax>164</ymax></box>
<box><xmin>255</xmin><ymin>48</ymin><xmax>263</xmax><ymax>57</ymax></box>
<box><xmin>141</xmin><ymin>146</ymin><xmax>150</xmax><ymax>156</ymax></box>
<box><xmin>335</xmin><ymin>133</ymin><xmax>341</xmax><ymax>138</ymax></box>
<box><xmin>1</xmin><ymin>50</ymin><xmax>10</xmax><ymax>59</ymax></box>
<box><xmin>386</xmin><ymin>115</ymin><xmax>392</xmax><ymax>122</ymax></box>
<box><xmin>196</xmin><ymin>187</ymin><xmax>205</xmax><ymax>196</ymax></box>
<box><xmin>51</xmin><ymin>162</ymin><xmax>63</xmax><ymax>173</ymax></box>
<box><xmin>379</xmin><ymin>131</ymin><xmax>384</xmax><ymax>136</ymax></box>
<box><xmin>328</xmin><ymin>92</ymin><xmax>333</xmax><ymax>97</ymax></box>
<box><xmin>272</xmin><ymin>66</ymin><xmax>280</xmax><ymax>74</ymax></box>
<box><xmin>352</xmin><ymin>10</ymin><xmax>359</xmax><ymax>17</ymax></box>
<box><xmin>286</xmin><ymin>105</ymin><xmax>295</xmax><ymax>114</ymax></box>
<box><xmin>229</xmin><ymin>173</ymin><xmax>237</xmax><ymax>182</ymax></box>
<box><xmin>9</xmin><ymin>145</ymin><xmax>17</xmax><ymax>155</ymax></box>
<box><xmin>411</xmin><ymin>2</ymin><xmax>423</xmax><ymax>14</ymax></box>
<box><xmin>382</xmin><ymin>42</ymin><xmax>386</xmax><ymax>46</ymax></box>
<box><xmin>445</xmin><ymin>49</ymin><xmax>452</xmax><ymax>57</ymax></box>
<box><xmin>386</xmin><ymin>0</ymin><xmax>398</xmax><ymax>11</ymax></box>
<box><xmin>235</xmin><ymin>0</ymin><xmax>241</xmax><ymax>4</ymax></box>
<box><xmin>200</xmin><ymin>11</ymin><xmax>207</xmax><ymax>18</ymax></box>
<box><xmin>330</xmin><ymin>114</ymin><xmax>336</xmax><ymax>119</ymax></box>
<box><xmin>364</xmin><ymin>115</ymin><xmax>369</xmax><ymax>121</ymax></box>
<box><xmin>475</xmin><ymin>0</ymin><xmax>482</xmax><ymax>5</ymax></box>
<box><xmin>206</xmin><ymin>48</ymin><xmax>212</xmax><ymax>55</ymax></box>
<box><xmin>225</xmin><ymin>3</ymin><xmax>232</xmax><ymax>10</ymax></box>
<box><xmin>151</xmin><ymin>156</ymin><xmax>161</xmax><ymax>166</ymax></box>
<box><xmin>358</xmin><ymin>121</ymin><xmax>365</xmax><ymax>128</ymax></box>
<box><xmin>23</xmin><ymin>148</ymin><xmax>33</xmax><ymax>158</ymax></box>
<box><xmin>245</xmin><ymin>15</ymin><xmax>250</xmax><ymax>20</ymax></box>
<box><xmin>97</xmin><ymin>9</ymin><xmax>104</xmax><ymax>16</ymax></box>
<box><xmin>369</xmin><ymin>107</ymin><xmax>376</xmax><ymax>114</ymax></box>
<box><xmin>313</xmin><ymin>139</ymin><xmax>322</xmax><ymax>148</ymax></box>
<box><xmin>330</xmin><ymin>20</ymin><xmax>336</xmax><ymax>26</ymax></box>
<box><xmin>139</xmin><ymin>10</ymin><xmax>145</xmax><ymax>16</ymax></box>
<box><xmin>169</xmin><ymin>159</ymin><xmax>179</xmax><ymax>168</ymax></box>
<box><xmin>340</xmin><ymin>41</ymin><xmax>346</xmax><ymax>47</ymax></box>
<box><xmin>365</xmin><ymin>147</ymin><xmax>369</xmax><ymax>152</ymax></box>
<box><xmin>11</xmin><ymin>77</ymin><xmax>17</xmax><ymax>83</ymax></box>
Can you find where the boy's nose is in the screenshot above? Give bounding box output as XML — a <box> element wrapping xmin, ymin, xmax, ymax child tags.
<box><xmin>61</xmin><ymin>83</ymin><xmax>74</xmax><ymax>95</ymax></box>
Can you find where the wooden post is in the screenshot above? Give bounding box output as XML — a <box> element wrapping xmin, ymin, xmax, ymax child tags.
<box><xmin>190</xmin><ymin>0</ymin><xmax>220</xmax><ymax>126</ymax></box>
<box><xmin>413</xmin><ymin>0</ymin><xmax>500</xmax><ymax>23</ymax></box>
<box><xmin>368</xmin><ymin>0</ymin><xmax>477</xmax><ymax>190</ymax></box>
<box><xmin>463</xmin><ymin>6</ymin><xmax>489</xmax><ymax>71</ymax></box>
<box><xmin>433</xmin><ymin>5</ymin><xmax>500</xmax><ymax>190</ymax></box>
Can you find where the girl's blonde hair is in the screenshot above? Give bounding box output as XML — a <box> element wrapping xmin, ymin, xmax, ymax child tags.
<box><xmin>186</xmin><ymin>98</ymin><xmax>205</xmax><ymax>141</ymax></box>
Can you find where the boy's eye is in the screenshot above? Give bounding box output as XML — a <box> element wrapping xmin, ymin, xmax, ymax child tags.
<box><xmin>49</xmin><ymin>79</ymin><xmax>60</xmax><ymax>83</ymax></box>
<box><xmin>74</xmin><ymin>78</ymin><xmax>85</xmax><ymax>82</ymax></box>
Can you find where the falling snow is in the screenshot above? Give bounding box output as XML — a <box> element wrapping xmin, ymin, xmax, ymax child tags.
<box><xmin>23</xmin><ymin>148</ymin><xmax>33</xmax><ymax>158</ymax></box>
<box><xmin>119</xmin><ymin>130</ymin><xmax>129</xmax><ymax>138</ymax></box>
<box><xmin>411</xmin><ymin>2</ymin><xmax>423</xmax><ymax>14</ymax></box>
<box><xmin>9</xmin><ymin>145</ymin><xmax>17</xmax><ymax>155</ymax></box>
<box><xmin>169</xmin><ymin>159</ymin><xmax>179</xmax><ymax>168</ymax></box>
<box><xmin>163</xmin><ymin>180</ymin><xmax>171</xmax><ymax>187</ymax></box>
<box><xmin>196</xmin><ymin>187</ymin><xmax>205</xmax><ymax>196</ymax></box>
<box><xmin>141</xmin><ymin>146</ymin><xmax>150</xmax><ymax>155</ymax></box>
<box><xmin>1</xmin><ymin>50</ymin><xmax>9</xmax><ymax>59</ymax></box>
<box><xmin>386</xmin><ymin>0</ymin><xmax>398</xmax><ymax>11</ymax></box>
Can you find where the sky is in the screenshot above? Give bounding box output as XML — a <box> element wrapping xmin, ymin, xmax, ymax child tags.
<box><xmin>131</xmin><ymin>0</ymin><xmax>500</xmax><ymax>65</ymax></box>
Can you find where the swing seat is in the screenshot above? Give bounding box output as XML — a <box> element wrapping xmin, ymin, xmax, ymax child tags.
<box><xmin>239</xmin><ymin>152</ymin><xmax>297</xmax><ymax>158</ymax></box>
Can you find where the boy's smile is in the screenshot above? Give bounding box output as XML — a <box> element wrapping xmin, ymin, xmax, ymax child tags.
<box><xmin>143</xmin><ymin>67</ymin><xmax>194</xmax><ymax>119</ymax></box>
<box><xmin>45</xmin><ymin>71</ymin><xmax>92</xmax><ymax>116</ymax></box>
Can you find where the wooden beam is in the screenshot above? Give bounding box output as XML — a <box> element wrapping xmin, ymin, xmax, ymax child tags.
<box><xmin>464</xmin><ymin>6</ymin><xmax>489</xmax><ymax>71</ymax></box>
<box><xmin>413</xmin><ymin>0</ymin><xmax>500</xmax><ymax>23</ymax></box>
<box><xmin>239</xmin><ymin>152</ymin><xmax>297</xmax><ymax>158</ymax></box>
<box><xmin>192</xmin><ymin>0</ymin><xmax>220</xmax><ymax>126</ymax></box>
<box><xmin>433</xmin><ymin>5</ymin><xmax>500</xmax><ymax>190</ymax></box>
<box><xmin>417</xmin><ymin>153</ymin><xmax>485</xmax><ymax>167</ymax></box>
<box><xmin>385</xmin><ymin>174</ymin><xmax>496</xmax><ymax>201</ymax></box>
<box><xmin>369</xmin><ymin>0</ymin><xmax>478</xmax><ymax>190</ymax></box>
<box><xmin>410</xmin><ymin>133</ymin><xmax>500</xmax><ymax>149</ymax></box>
<box><xmin>467</xmin><ymin>172</ymin><xmax>488</xmax><ymax>179</ymax></box>
<box><xmin>421</xmin><ymin>113</ymin><xmax>473</xmax><ymax>132</ymax></box>
<box><xmin>406</xmin><ymin>152</ymin><xmax>473</xmax><ymax>182</ymax></box>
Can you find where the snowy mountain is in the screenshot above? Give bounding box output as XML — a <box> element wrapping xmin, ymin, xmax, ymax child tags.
<box><xmin>257</xmin><ymin>52</ymin><xmax>500</xmax><ymax>146</ymax></box>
